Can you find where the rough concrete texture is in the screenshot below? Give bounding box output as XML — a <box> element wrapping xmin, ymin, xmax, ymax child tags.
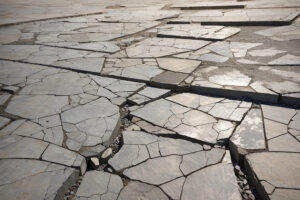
<box><xmin>0</xmin><ymin>0</ymin><xmax>299</xmax><ymax>200</ymax></box>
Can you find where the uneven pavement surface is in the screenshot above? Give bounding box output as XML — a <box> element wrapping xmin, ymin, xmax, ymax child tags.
<box><xmin>0</xmin><ymin>0</ymin><xmax>299</xmax><ymax>200</ymax></box>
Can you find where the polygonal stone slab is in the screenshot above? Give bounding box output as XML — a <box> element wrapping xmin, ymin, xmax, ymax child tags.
<box><xmin>245</xmin><ymin>152</ymin><xmax>300</xmax><ymax>200</ymax></box>
<box><xmin>268</xmin><ymin>134</ymin><xmax>300</xmax><ymax>152</ymax></box>
<box><xmin>61</xmin><ymin>97</ymin><xmax>120</xmax><ymax>147</ymax></box>
<box><xmin>94</xmin><ymin>9</ymin><xmax>179</xmax><ymax>23</ymax></box>
<box><xmin>109</xmin><ymin>144</ymin><xmax>150</xmax><ymax>171</ymax></box>
<box><xmin>128</xmin><ymin>94</ymin><xmax>151</xmax><ymax>105</ymax></box>
<box><xmin>131</xmin><ymin>99</ymin><xmax>186</xmax><ymax>127</ymax></box>
<box><xmin>166</xmin><ymin>92</ymin><xmax>223</xmax><ymax>109</ymax></box>
<box><xmin>180</xmin><ymin>148</ymin><xmax>225</xmax><ymax>175</ymax></box>
<box><xmin>156</xmin><ymin>58</ymin><xmax>201</xmax><ymax>73</ymax></box>
<box><xmin>129</xmin><ymin>87</ymin><xmax>171</xmax><ymax>105</ymax></box>
<box><xmin>204</xmin><ymin>41</ymin><xmax>262</xmax><ymax>58</ymax></box>
<box><xmin>91</xmin><ymin>75</ymin><xmax>146</xmax><ymax>98</ymax></box>
<box><xmin>109</xmin><ymin>132</ymin><xmax>234</xmax><ymax>199</ymax></box>
<box><xmin>123</xmin><ymin>155</ymin><xmax>183</xmax><ymax>185</ymax></box>
<box><xmin>109</xmin><ymin>131</ymin><xmax>203</xmax><ymax>171</ymax></box>
<box><xmin>151</xmin><ymin>71</ymin><xmax>189</xmax><ymax>88</ymax></box>
<box><xmin>0</xmin><ymin>60</ymin><xmax>47</xmax><ymax>86</ymax></box>
<box><xmin>1</xmin><ymin>60</ymin><xmax>125</xmax><ymax>155</ymax></box>
<box><xmin>0</xmin><ymin>159</ymin><xmax>78</xmax><ymax>200</ymax></box>
<box><xmin>42</xmin><ymin>144</ymin><xmax>87</xmax><ymax>174</ymax></box>
<box><xmin>248</xmin><ymin>48</ymin><xmax>286</xmax><ymax>57</ymax></box>
<box><xmin>268</xmin><ymin>54</ymin><xmax>300</xmax><ymax>65</ymax></box>
<box><xmin>264</xmin><ymin>119</ymin><xmax>287</xmax><ymax>140</ymax></box>
<box><xmin>156</xmin><ymin>24</ymin><xmax>240</xmax><ymax>41</ymax></box>
<box><xmin>5</xmin><ymin>94</ymin><xmax>68</xmax><ymax>120</ymax></box>
<box><xmin>138</xmin><ymin>87</ymin><xmax>171</xmax><ymax>99</ymax></box>
<box><xmin>30</xmin><ymin>20</ymin><xmax>160</xmax><ymax>45</ymax></box>
<box><xmin>19</xmin><ymin>71</ymin><xmax>87</xmax><ymax>95</ymax></box>
<box><xmin>158</xmin><ymin>136</ymin><xmax>203</xmax><ymax>156</ymax></box>
<box><xmin>131</xmin><ymin>98</ymin><xmax>240</xmax><ymax>144</ymax></box>
<box><xmin>0</xmin><ymin>116</ymin><xmax>11</xmax><ymax>129</ymax></box>
<box><xmin>160</xmin><ymin>177</ymin><xmax>185</xmax><ymax>200</ymax></box>
<box><xmin>230</xmin><ymin>108</ymin><xmax>265</xmax><ymax>161</ymax></box>
<box><xmin>181</xmin><ymin>163</ymin><xmax>241</xmax><ymax>200</ymax></box>
<box><xmin>255</xmin><ymin>24</ymin><xmax>300</xmax><ymax>41</ymax></box>
<box><xmin>102</xmin><ymin>58</ymin><xmax>163</xmax><ymax>81</ymax></box>
<box><xmin>261</xmin><ymin>104</ymin><xmax>296</xmax><ymax>124</ymax></box>
<box><xmin>118</xmin><ymin>181</ymin><xmax>168</xmax><ymax>200</ymax></box>
<box><xmin>208</xmin><ymin>100</ymin><xmax>251</xmax><ymax>122</ymax></box>
<box><xmin>0</xmin><ymin>45</ymin><xmax>106</xmax><ymax>73</ymax></box>
<box><xmin>75</xmin><ymin>171</ymin><xmax>123</xmax><ymax>200</ymax></box>
<box><xmin>125</xmin><ymin>38</ymin><xmax>210</xmax><ymax>58</ymax></box>
<box><xmin>208</xmin><ymin>70</ymin><xmax>251</xmax><ymax>87</ymax></box>
<box><xmin>190</xmin><ymin>66</ymin><xmax>255</xmax><ymax>92</ymax></box>
<box><xmin>0</xmin><ymin>135</ymin><xmax>48</xmax><ymax>159</ymax></box>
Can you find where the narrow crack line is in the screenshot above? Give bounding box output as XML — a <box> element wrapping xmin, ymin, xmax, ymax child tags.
<box><xmin>178</xmin><ymin>155</ymin><xmax>184</xmax><ymax>175</ymax></box>
<box><xmin>145</xmin><ymin>145</ymin><xmax>152</xmax><ymax>159</ymax></box>
<box><xmin>100</xmin><ymin>173</ymin><xmax>112</xmax><ymax>198</ymax></box>
<box><xmin>35</xmin><ymin>43</ymin><xmax>113</xmax><ymax>54</ymax></box>
<box><xmin>0</xmin><ymin>12</ymin><xmax>104</xmax><ymax>27</ymax></box>
<box><xmin>273</xmin><ymin>187</ymin><xmax>300</xmax><ymax>190</ymax></box>
<box><xmin>179</xmin><ymin>176</ymin><xmax>187</xmax><ymax>199</ymax></box>
<box><xmin>0</xmin><ymin>167</ymin><xmax>68</xmax><ymax>187</ymax></box>
<box><xmin>183</xmin><ymin>159</ymin><xmax>224</xmax><ymax>178</ymax></box>
<box><xmin>131</xmin><ymin>145</ymin><xmax>141</xmax><ymax>166</ymax></box>
<box><xmin>0</xmin><ymin>58</ymin><xmax>102</xmax><ymax>76</ymax></box>
<box><xmin>3</xmin><ymin>132</ymin><xmax>82</xmax><ymax>156</ymax></box>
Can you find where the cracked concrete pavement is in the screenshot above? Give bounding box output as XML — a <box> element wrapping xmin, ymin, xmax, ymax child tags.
<box><xmin>0</xmin><ymin>0</ymin><xmax>300</xmax><ymax>200</ymax></box>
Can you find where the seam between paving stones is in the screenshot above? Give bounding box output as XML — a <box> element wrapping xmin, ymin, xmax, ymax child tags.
<box><xmin>0</xmin><ymin>166</ymin><xmax>71</xmax><ymax>187</ymax></box>
<box><xmin>0</xmin><ymin>157</ymin><xmax>81</xmax><ymax>171</ymax></box>
<box><xmin>0</xmin><ymin>58</ymin><xmax>102</xmax><ymax>76</ymax></box>
<box><xmin>0</xmin><ymin>12</ymin><xmax>105</xmax><ymax>27</ymax></box>
<box><xmin>259</xmin><ymin>105</ymin><xmax>269</xmax><ymax>151</ymax></box>
<box><xmin>34</xmin><ymin>43</ymin><xmax>116</xmax><ymax>54</ymax></box>
<box><xmin>0</xmin><ymin>132</ymin><xmax>86</xmax><ymax>158</ymax></box>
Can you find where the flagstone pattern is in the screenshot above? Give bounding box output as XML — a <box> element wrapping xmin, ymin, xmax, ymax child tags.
<box><xmin>0</xmin><ymin>1</ymin><xmax>300</xmax><ymax>200</ymax></box>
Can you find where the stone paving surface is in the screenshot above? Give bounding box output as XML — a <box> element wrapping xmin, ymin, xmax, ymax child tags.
<box><xmin>0</xmin><ymin>1</ymin><xmax>300</xmax><ymax>200</ymax></box>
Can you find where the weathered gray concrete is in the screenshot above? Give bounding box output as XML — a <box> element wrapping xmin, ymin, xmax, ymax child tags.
<box><xmin>0</xmin><ymin>1</ymin><xmax>299</xmax><ymax>200</ymax></box>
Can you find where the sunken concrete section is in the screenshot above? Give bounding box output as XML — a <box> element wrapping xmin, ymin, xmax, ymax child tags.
<box><xmin>245</xmin><ymin>152</ymin><xmax>300</xmax><ymax>200</ymax></box>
